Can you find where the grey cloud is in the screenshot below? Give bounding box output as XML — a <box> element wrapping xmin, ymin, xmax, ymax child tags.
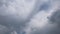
<box><xmin>0</xmin><ymin>0</ymin><xmax>35</xmax><ymax>34</ymax></box>
<box><xmin>26</xmin><ymin>0</ymin><xmax>60</xmax><ymax>34</ymax></box>
<box><xmin>48</xmin><ymin>9</ymin><xmax>60</xmax><ymax>34</ymax></box>
<box><xmin>0</xmin><ymin>0</ymin><xmax>14</xmax><ymax>7</ymax></box>
<box><xmin>39</xmin><ymin>1</ymin><xmax>51</xmax><ymax>11</ymax></box>
<box><xmin>0</xmin><ymin>0</ymin><xmax>41</xmax><ymax>34</ymax></box>
<box><xmin>28</xmin><ymin>0</ymin><xmax>50</xmax><ymax>19</ymax></box>
<box><xmin>49</xmin><ymin>9</ymin><xmax>60</xmax><ymax>24</ymax></box>
<box><xmin>0</xmin><ymin>25</ymin><xmax>11</xmax><ymax>34</ymax></box>
<box><xmin>0</xmin><ymin>0</ymin><xmax>60</xmax><ymax>34</ymax></box>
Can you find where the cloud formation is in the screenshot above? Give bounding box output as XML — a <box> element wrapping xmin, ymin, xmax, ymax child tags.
<box><xmin>0</xmin><ymin>0</ymin><xmax>37</xmax><ymax>34</ymax></box>
<box><xmin>24</xmin><ymin>0</ymin><xmax>60</xmax><ymax>34</ymax></box>
<box><xmin>0</xmin><ymin>0</ymin><xmax>60</xmax><ymax>34</ymax></box>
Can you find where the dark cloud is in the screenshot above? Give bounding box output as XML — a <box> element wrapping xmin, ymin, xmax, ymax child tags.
<box><xmin>49</xmin><ymin>10</ymin><xmax>60</xmax><ymax>23</ymax></box>
<box><xmin>48</xmin><ymin>9</ymin><xmax>60</xmax><ymax>34</ymax></box>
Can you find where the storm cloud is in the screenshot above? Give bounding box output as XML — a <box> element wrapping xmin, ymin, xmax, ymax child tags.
<box><xmin>0</xmin><ymin>0</ymin><xmax>60</xmax><ymax>34</ymax></box>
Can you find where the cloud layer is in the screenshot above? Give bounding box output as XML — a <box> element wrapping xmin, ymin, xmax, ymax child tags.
<box><xmin>0</xmin><ymin>0</ymin><xmax>60</xmax><ymax>34</ymax></box>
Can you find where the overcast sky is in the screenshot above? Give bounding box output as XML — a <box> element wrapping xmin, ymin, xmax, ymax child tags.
<box><xmin>0</xmin><ymin>0</ymin><xmax>60</xmax><ymax>34</ymax></box>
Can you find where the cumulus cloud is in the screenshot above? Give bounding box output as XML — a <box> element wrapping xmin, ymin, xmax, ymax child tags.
<box><xmin>23</xmin><ymin>0</ymin><xmax>60</xmax><ymax>34</ymax></box>
<box><xmin>0</xmin><ymin>0</ymin><xmax>60</xmax><ymax>34</ymax></box>
<box><xmin>0</xmin><ymin>0</ymin><xmax>37</xmax><ymax>34</ymax></box>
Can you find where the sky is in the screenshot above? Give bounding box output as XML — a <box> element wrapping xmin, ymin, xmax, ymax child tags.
<box><xmin>0</xmin><ymin>0</ymin><xmax>60</xmax><ymax>34</ymax></box>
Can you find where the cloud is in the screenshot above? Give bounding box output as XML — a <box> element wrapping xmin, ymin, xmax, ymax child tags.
<box><xmin>0</xmin><ymin>0</ymin><xmax>37</xmax><ymax>34</ymax></box>
<box><xmin>23</xmin><ymin>0</ymin><xmax>60</xmax><ymax>34</ymax></box>
<box><xmin>0</xmin><ymin>0</ymin><xmax>60</xmax><ymax>34</ymax></box>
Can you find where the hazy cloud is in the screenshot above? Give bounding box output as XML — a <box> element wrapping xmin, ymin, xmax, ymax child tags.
<box><xmin>0</xmin><ymin>0</ymin><xmax>60</xmax><ymax>34</ymax></box>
